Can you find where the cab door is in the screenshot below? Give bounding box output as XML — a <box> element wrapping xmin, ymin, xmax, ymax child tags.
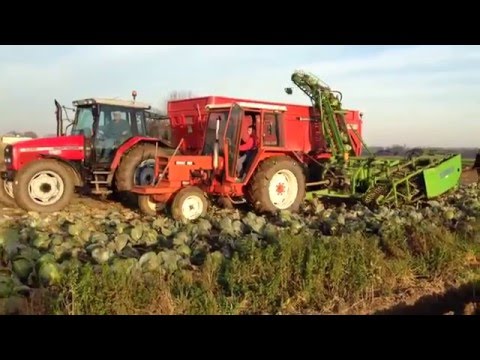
<box><xmin>223</xmin><ymin>103</ymin><xmax>243</xmax><ymax>181</ymax></box>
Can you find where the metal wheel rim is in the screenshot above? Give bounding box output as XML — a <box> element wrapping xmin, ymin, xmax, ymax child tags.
<box><xmin>27</xmin><ymin>170</ymin><xmax>65</xmax><ymax>206</ymax></box>
<box><xmin>134</xmin><ymin>159</ymin><xmax>155</xmax><ymax>186</ymax></box>
<box><xmin>268</xmin><ymin>169</ymin><xmax>298</xmax><ymax>210</ymax></box>
<box><xmin>181</xmin><ymin>195</ymin><xmax>204</xmax><ymax>220</ymax></box>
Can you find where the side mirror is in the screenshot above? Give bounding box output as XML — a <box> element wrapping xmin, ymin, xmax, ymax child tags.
<box><xmin>285</xmin><ymin>87</ymin><xmax>293</xmax><ymax>95</ymax></box>
<box><xmin>92</xmin><ymin>105</ymin><xmax>99</xmax><ymax>117</ymax></box>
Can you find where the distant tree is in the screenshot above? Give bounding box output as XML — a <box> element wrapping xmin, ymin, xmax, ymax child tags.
<box><xmin>389</xmin><ymin>144</ymin><xmax>406</xmax><ymax>156</ymax></box>
<box><xmin>23</xmin><ymin>131</ymin><xmax>38</xmax><ymax>138</ymax></box>
<box><xmin>159</xmin><ymin>90</ymin><xmax>195</xmax><ymax>113</ymax></box>
<box><xmin>2</xmin><ymin>131</ymin><xmax>38</xmax><ymax>138</ymax></box>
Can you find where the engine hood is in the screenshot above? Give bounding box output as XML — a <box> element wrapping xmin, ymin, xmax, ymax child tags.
<box><xmin>7</xmin><ymin>135</ymin><xmax>86</xmax><ymax>170</ymax></box>
<box><xmin>11</xmin><ymin>135</ymin><xmax>85</xmax><ymax>152</ymax></box>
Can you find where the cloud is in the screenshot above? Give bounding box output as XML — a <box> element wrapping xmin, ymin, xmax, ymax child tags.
<box><xmin>0</xmin><ymin>45</ymin><xmax>478</xmax><ymax>147</ymax></box>
<box><xmin>188</xmin><ymin>45</ymin><xmax>480</xmax><ymax>147</ymax></box>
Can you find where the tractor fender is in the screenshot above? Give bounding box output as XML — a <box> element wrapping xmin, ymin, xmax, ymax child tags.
<box><xmin>110</xmin><ymin>137</ymin><xmax>172</xmax><ymax>171</ymax></box>
<box><xmin>242</xmin><ymin>150</ymin><xmax>305</xmax><ymax>184</ymax></box>
<box><xmin>39</xmin><ymin>155</ymin><xmax>83</xmax><ymax>187</ymax></box>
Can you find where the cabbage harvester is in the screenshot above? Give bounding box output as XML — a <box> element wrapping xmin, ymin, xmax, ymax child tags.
<box><xmin>131</xmin><ymin>70</ymin><xmax>462</xmax><ymax>221</ymax></box>
<box><xmin>289</xmin><ymin>71</ymin><xmax>462</xmax><ymax>207</ymax></box>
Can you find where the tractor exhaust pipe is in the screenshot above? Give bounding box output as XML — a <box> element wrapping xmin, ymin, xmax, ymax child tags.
<box><xmin>213</xmin><ymin>116</ymin><xmax>220</xmax><ymax>170</ymax></box>
<box><xmin>54</xmin><ymin>99</ymin><xmax>63</xmax><ymax>136</ymax></box>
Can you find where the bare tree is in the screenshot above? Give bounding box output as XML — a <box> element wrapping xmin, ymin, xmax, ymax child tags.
<box><xmin>159</xmin><ymin>90</ymin><xmax>195</xmax><ymax>113</ymax></box>
<box><xmin>23</xmin><ymin>131</ymin><xmax>38</xmax><ymax>138</ymax></box>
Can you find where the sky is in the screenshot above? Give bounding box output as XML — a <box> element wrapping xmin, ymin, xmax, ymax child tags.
<box><xmin>0</xmin><ymin>45</ymin><xmax>479</xmax><ymax>147</ymax></box>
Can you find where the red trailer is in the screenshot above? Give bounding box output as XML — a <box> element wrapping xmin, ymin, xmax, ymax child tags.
<box><xmin>167</xmin><ymin>96</ymin><xmax>363</xmax><ymax>157</ymax></box>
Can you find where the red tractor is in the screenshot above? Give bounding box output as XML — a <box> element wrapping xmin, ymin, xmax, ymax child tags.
<box><xmin>0</xmin><ymin>90</ymin><xmax>364</xmax><ymax>214</ymax></box>
<box><xmin>131</xmin><ymin>95</ymin><xmax>364</xmax><ymax>221</ymax></box>
<box><xmin>0</xmin><ymin>93</ymin><xmax>209</xmax><ymax>212</ymax></box>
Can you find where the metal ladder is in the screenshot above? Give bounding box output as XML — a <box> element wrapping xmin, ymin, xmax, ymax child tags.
<box><xmin>91</xmin><ymin>170</ymin><xmax>113</xmax><ymax>195</ymax></box>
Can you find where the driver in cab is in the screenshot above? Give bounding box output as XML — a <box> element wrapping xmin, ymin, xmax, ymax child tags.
<box><xmin>237</xmin><ymin>125</ymin><xmax>256</xmax><ymax>178</ymax></box>
<box><xmin>104</xmin><ymin>111</ymin><xmax>131</xmax><ymax>139</ymax></box>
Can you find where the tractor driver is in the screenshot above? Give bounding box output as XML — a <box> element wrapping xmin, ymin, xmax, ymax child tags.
<box><xmin>237</xmin><ymin>125</ymin><xmax>256</xmax><ymax>178</ymax></box>
<box><xmin>104</xmin><ymin>111</ymin><xmax>131</xmax><ymax>140</ymax></box>
<box><xmin>97</xmin><ymin>111</ymin><xmax>132</xmax><ymax>161</ymax></box>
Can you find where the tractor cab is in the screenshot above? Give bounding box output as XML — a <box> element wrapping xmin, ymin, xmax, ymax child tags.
<box><xmin>65</xmin><ymin>96</ymin><xmax>152</xmax><ymax>166</ymax></box>
<box><xmin>204</xmin><ymin>102</ymin><xmax>286</xmax><ymax>182</ymax></box>
<box><xmin>144</xmin><ymin>108</ymin><xmax>172</xmax><ymax>145</ymax></box>
<box><xmin>132</xmin><ymin>101</ymin><xmax>292</xmax><ymax>221</ymax></box>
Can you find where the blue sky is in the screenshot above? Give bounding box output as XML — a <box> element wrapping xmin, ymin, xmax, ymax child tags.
<box><xmin>1</xmin><ymin>45</ymin><xmax>479</xmax><ymax>147</ymax></box>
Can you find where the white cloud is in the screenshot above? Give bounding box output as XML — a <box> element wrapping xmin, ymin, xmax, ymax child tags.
<box><xmin>190</xmin><ymin>46</ymin><xmax>480</xmax><ymax>147</ymax></box>
<box><xmin>0</xmin><ymin>45</ymin><xmax>479</xmax><ymax>147</ymax></box>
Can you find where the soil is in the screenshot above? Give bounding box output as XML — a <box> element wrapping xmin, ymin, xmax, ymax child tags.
<box><xmin>461</xmin><ymin>167</ymin><xmax>479</xmax><ymax>186</ymax></box>
<box><xmin>345</xmin><ymin>280</ymin><xmax>480</xmax><ymax>315</ymax></box>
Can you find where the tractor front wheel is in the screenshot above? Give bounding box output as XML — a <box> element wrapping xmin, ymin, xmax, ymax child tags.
<box><xmin>171</xmin><ymin>187</ymin><xmax>208</xmax><ymax>222</ymax></box>
<box><xmin>138</xmin><ymin>195</ymin><xmax>166</xmax><ymax>216</ymax></box>
<box><xmin>0</xmin><ymin>179</ymin><xmax>16</xmax><ymax>208</ymax></box>
<box><xmin>12</xmin><ymin>160</ymin><xmax>75</xmax><ymax>213</ymax></box>
<box><xmin>247</xmin><ymin>156</ymin><xmax>306</xmax><ymax>214</ymax></box>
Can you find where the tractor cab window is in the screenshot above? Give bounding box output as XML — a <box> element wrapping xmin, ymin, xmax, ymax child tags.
<box><xmin>72</xmin><ymin>107</ymin><xmax>94</xmax><ymax>137</ymax></box>
<box><xmin>136</xmin><ymin>112</ymin><xmax>147</xmax><ymax>136</ymax></box>
<box><xmin>147</xmin><ymin>118</ymin><xmax>171</xmax><ymax>142</ymax></box>
<box><xmin>224</xmin><ymin>104</ymin><xmax>244</xmax><ymax>178</ymax></box>
<box><xmin>202</xmin><ymin>111</ymin><xmax>228</xmax><ymax>155</ymax></box>
<box><xmin>98</xmin><ymin>107</ymin><xmax>132</xmax><ymax>139</ymax></box>
<box><xmin>263</xmin><ymin>112</ymin><xmax>282</xmax><ymax>147</ymax></box>
<box><xmin>95</xmin><ymin>106</ymin><xmax>134</xmax><ymax>164</ymax></box>
<box><xmin>235</xmin><ymin>111</ymin><xmax>259</xmax><ymax>179</ymax></box>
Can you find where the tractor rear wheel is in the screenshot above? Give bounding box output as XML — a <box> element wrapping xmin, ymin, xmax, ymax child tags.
<box><xmin>170</xmin><ymin>187</ymin><xmax>208</xmax><ymax>222</ymax></box>
<box><xmin>0</xmin><ymin>179</ymin><xmax>16</xmax><ymax>208</ymax></box>
<box><xmin>114</xmin><ymin>143</ymin><xmax>165</xmax><ymax>206</ymax></box>
<box><xmin>12</xmin><ymin>160</ymin><xmax>75</xmax><ymax>213</ymax></box>
<box><xmin>246</xmin><ymin>156</ymin><xmax>306</xmax><ymax>214</ymax></box>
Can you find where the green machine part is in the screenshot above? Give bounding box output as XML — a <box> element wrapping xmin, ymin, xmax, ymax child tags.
<box><xmin>369</xmin><ymin>154</ymin><xmax>463</xmax><ymax>206</ymax></box>
<box><xmin>422</xmin><ymin>154</ymin><xmax>462</xmax><ymax>198</ymax></box>
<box><xmin>290</xmin><ymin>70</ymin><xmax>356</xmax><ymax>161</ymax></box>
<box><xmin>304</xmin><ymin>154</ymin><xmax>463</xmax><ymax>206</ymax></box>
<box><xmin>290</xmin><ymin>69</ymin><xmax>463</xmax><ymax>208</ymax></box>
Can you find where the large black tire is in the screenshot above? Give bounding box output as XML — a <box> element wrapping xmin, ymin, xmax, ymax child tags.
<box><xmin>0</xmin><ymin>179</ymin><xmax>16</xmax><ymax>208</ymax></box>
<box><xmin>114</xmin><ymin>143</ymin><xmax>166</xmax><ymax>206</ymax></box>
<box><xmin>170</xmin><ymin>186</ymin><xmax>208</xmax><ymax>222</ymax></box>
<box><xmin>12</xmin><ymin>159</ymin><xmax>75</xmax><ymax>213</ymax></box>
<box><xmin>246</xmin><ymin>156</ymin><xmax>306</xmax><ymax>214</ymax></box>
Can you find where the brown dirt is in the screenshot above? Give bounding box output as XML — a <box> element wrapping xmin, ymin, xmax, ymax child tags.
<box><xmin>371</xmin><ymin>281</ymin><xmax>480</xmax><ymax>315</ymax></box>
<box><xmin>461</xmin><ymin>167</ymin><xmax>478</xmax><ymax>185</ymax></box>
<box><xmin>326</xmin><ymin>279</ymin><xmax>480</xmax><ymax>315</ymax></box>
<box><xmin>0</xmin><ymin>193</ymin><xmax>124</xmax><ymax>218</ymax></box>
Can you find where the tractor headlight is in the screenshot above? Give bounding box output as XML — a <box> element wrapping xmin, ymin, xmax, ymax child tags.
<box><xmin>4</xmin><ymin>145</ymin><xmax>12</xmax><ymax>165</ymax></box>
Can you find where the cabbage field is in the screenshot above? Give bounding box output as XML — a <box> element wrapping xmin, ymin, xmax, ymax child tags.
<box><xmin>1</xmin><ymin>169</ymin><xmax>480</xmax><ymax>315</ymax></box>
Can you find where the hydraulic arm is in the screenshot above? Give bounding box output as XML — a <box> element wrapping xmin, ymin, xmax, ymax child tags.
<box><xmin>291</xmin><ymin>70</ymin><xmax>356</xmax><ymax>162</ymax></box>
